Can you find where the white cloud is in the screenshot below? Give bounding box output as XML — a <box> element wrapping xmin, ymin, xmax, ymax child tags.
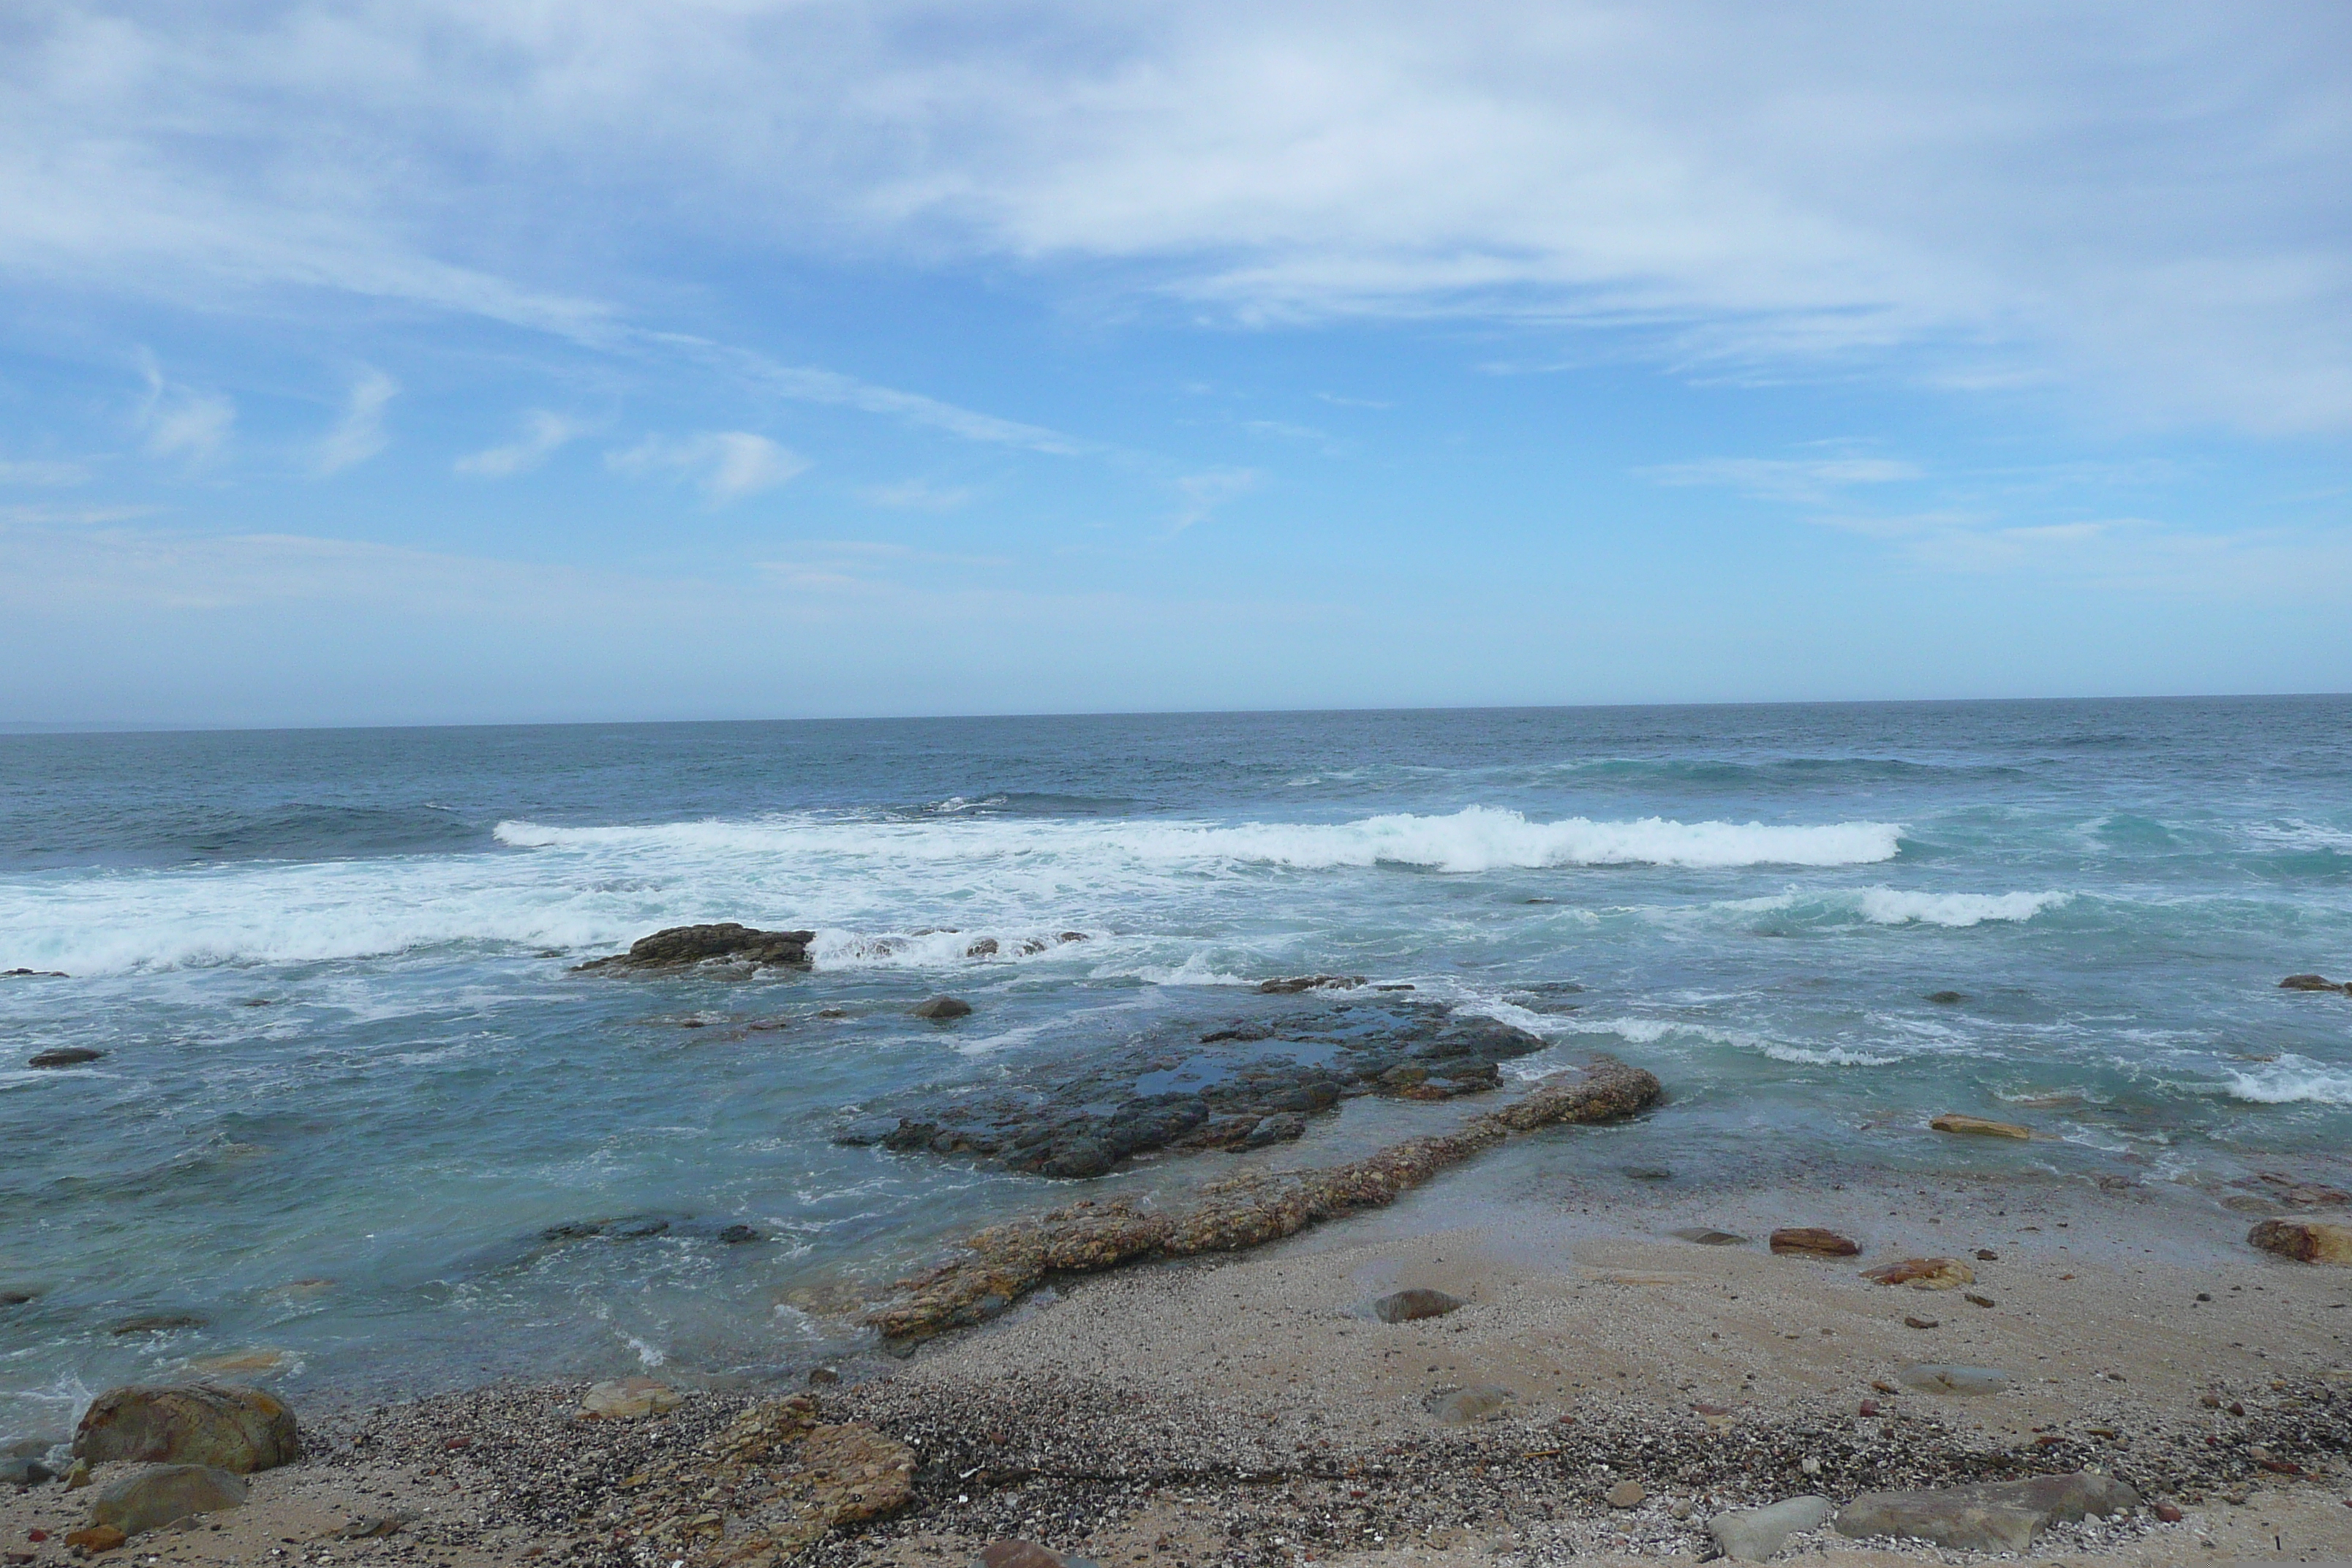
<box><xmin>1173</xmin><ymin>467</ymin><xmax>1259</xmax><ymax>532</ymax></box>
<box><xmin>317</xmin><ymin>366</ymin><xmax>398</xmax><ymax>475</ymax></box>
<box><xmin>134</xmin><ymin>354</ymin><xmax>235</xmax><ymax>464</ymax></box>
<box><xmin>608</xmin><ymin>431</ymin><xmax>808</xmax><ymax>503</ymax></box>
<box><xmin>456</xmin><ymin>411</ymin><xmax>586</xmax><ymax>478</ymax></box>
<box><xmin>1644</xmin><ymin>456</ymin><xmax>1923</xmax><ymax>505</ymax></box>
<box><xmin>0</xmin><ymin>458</ymin><xmax>89</xmax><ymax>486</ymax></box>
<box><xmin>3</xmin><ymin>4</ymin><xmax>2348</xmax><ymax>432</ymax></box>
<box><xmin>857</xmin><ymin>479</ymin><xmax>974</xmax><ymax>510</ymax></box>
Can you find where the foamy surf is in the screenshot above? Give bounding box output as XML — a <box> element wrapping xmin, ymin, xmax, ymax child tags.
<box><xmin>494</xmin><ymin>805</ymin><xmax>1902</xmax><ymax>872</ymax></box>
<box><xmin>2223</xmin><ymin>1058</ymin><xmax>2352</xmax><ymax>1106</ymax></box>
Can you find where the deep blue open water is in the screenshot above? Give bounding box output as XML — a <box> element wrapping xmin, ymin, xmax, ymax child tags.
<box><xmin>4</xmin><ymin>698</ymin><xmax>2350</xmax><ymax>1441</ymax></box>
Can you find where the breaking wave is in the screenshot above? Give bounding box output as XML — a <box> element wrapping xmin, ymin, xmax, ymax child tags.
<box><xmin>2223</xmin><ymin>1058</ymin><xmax>2352</xmax><ymax>1106</ymax></box>
<box><xmin>494</xmin><ymin>806</ymin><xmax>1903</xmax><ymax>873</ymax></box>
<box><xmin>1852</xmin><ymin>889</ymin><xmax>2072</xmax><ymax>927</ymax></box>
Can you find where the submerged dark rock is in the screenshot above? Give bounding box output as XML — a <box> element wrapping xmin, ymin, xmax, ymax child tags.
<box><xmin>2280</xmin><ymin>973</ymin><xmax>2348</xmax><ymax>992</ymax></box>
<box><xmin>1925</xmin><ymin>990</ymin><xmax>1967</xmax><ymax>1004</ymax></box>
<box><xmin>911</xmin><ymin>995</ymin><xmax>973</xmax><ymax>1020</ymax></box>
<box><xmin>27</xmin><ymin>1047</ymin><xmax>104</xmax><ymax>1068</ymax></box>
<box><xmin>576</xmin><ymin>924</ymin><xmax>815</xmax><ymax>973</ymax></box>
<box><xmin>1256</xmin><ymin>974</ymin><xmax>1365</xmax><ymax>994</ymax></box>
<box><xmin>839</xmin><ymin>997</ymin><xmax>1552</xmax><ymax>1180</ymax></box>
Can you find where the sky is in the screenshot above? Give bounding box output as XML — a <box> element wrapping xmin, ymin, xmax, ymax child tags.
<box><xmin>3</xmin><ymin>1</ymin><xmax>2351</xmax><ymax>727</ymax></box>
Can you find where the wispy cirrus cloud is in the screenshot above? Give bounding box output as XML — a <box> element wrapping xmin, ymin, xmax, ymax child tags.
<box><xmin>608</xmin><ymin>431</ymin><xmax>807</xmax><ymax>504</ymax></box>
<box><xmin>316</xmin><ymin>367</ymin><xmax>399</xmax><ymax>475</ymax></box>
<box><xmin>0</xmin><ymin>458</ymin><xmax>90</xmax><ymax>486</ymax></box>
<box><xmin>456</xmin><ymin>412</ymin><xmax>589</xmax><ymax>478</ymax></box>
<box><xmin>135</xmin><ymin>353</ymin><xmax>234</xmax><ymax>464</ymax></box>
<box><xmin>1643</xmin><ymin>455</ymin><xmax>1924</xmax><ymax>505</ymax></box>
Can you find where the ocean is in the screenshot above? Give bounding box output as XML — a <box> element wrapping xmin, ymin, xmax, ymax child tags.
<box><xmin>4</xmin><ymin>698</ymin><xmax>2349</xmax><ymax>1441</ymax></box>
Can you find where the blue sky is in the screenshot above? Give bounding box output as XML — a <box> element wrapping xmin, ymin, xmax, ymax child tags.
<box><xmin>4</xmin><ymin>2</ymin><xmax>2350</xmax><ymax>726</ymax></box>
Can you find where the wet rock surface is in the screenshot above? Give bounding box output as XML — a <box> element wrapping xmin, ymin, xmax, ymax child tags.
<box><xmin>864</xmin><ymin>1055</ymin><xmax>1661</xmax><ymax>1341</ymax></box>
<box><xmin>577</xmin><ymin>924</ymin><xmax>815</xmax><ymax>973</ymax></box>
<box><xmin>911</xmin><ymin>995</ymin><xmax>974</xmax><ymax>1020</ymax></box>
<box><xmin>2279</xmin><ymin>973</ymin><xmax>2350</xmax><ymax>992</ymax></box>
<box><xmin>73</xmin><ymin>1383</ymin><xmax>298</xmax><ymax>1474</ymax></box>
<box><xmin>1930</xmin><ymin>1112</ymin><xmax>2032</xmax><ymax>1139</ymax></box>
<box><xmin>837</xmin><ymin>996</ymin><xmax>1554</xmax><ymax>1180</ymax></box>
<box><xmin>26</xmin><ymin>1047</ymin><xmax>103</xmax><ymax>1068</ymax></box>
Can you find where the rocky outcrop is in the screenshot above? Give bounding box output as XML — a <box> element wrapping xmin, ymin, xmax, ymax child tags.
<box><xmin>864</xmin><ymin>1056</ymin><xmax>1659</xmax><ymax>1341</ymax></box>
<box><xmin>88</xmin><ymin>1464</ymin><xmax>246</xmax><ymax>1537</ymax></box>
<box><xmin>840</xmin><ymin>997</ymin><xmax>1556</xmax><ymax>1180</ymax></box>
<box><xmin>1836</xmin><ymin>1471</ymin><xmax>2137</xmax><ymax>1553</ymax></box>
<box><xmin>2280</xmin><ymin>973</ymin><xmax>2349</xmax><ymax>992</ymax></box>
<box><xmin>2249</xmin><ymin>1218</ymin><xmax>2352</xmax><ymax>1263</ymax></box>
<box><xmin>577</xmin><ymin>924</ymin><xmax>814</xmax><ymax>973</ymax></box>
<box><xmin>910</xmin><ymin>995</ymin><xmax>973</xmax><ymax>1020</ymax></box>
<box><xmin>27</xmin><ymin>1048</ymin><xmax>104</xmax><ymax>1068</ymax></box>
<box><xmin>72</xmin><ymin>1384</ymin><xmax>298</xmax><ymax>1474</ymax></box>
<box><xmin>1256</xmin><ymin>975</ymin><xmax>1365</xmax><ymax>994</ymax></box>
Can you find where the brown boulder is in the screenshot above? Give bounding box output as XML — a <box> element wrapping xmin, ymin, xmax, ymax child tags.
<box><xmin>89</xmin><ymin>1464</ymin><xmax>246</xmax><ymax>1536</ymax></box>
<box><xmin>1770</xmin><ymin>1227</ymin><xmax>1860</xmax><ymax>1257</ymax></box>
<box><xmin>2279</xmin><ymin>973</ymin><xmax>2347</xmax><ymax>992</ymax></box>
<box><xmin>1371</xmin><ymin>1288</ymin><xmax>1463</xmax><ymax>1323</ymax></box>
<box><xmin>73</xmin><ymin>1384</ymin><xmax>297</xmax><ymax>1474</ymax></box>
<box><xmin>2248</xmin><ymin>1218</ymin><xmax>2352</xmax><ymax>1264</ymax></box>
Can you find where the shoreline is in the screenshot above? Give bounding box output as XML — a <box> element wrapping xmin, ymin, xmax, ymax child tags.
<box><xmin>8</xmin><ymin>1164</ymin><xmax>2352</xmax><ymax>1565</ymax></box>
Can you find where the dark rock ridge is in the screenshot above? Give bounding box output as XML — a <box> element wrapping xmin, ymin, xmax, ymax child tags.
<box><xmin>577</xmin><ymin>924</ymin><xmax>815</xmax><ymax>973</ymax></box>
<box><xmin>27</xmin><ymin>1047</ymin><xmax>105</xmax><ymax>1068</ymax></box>
<box><xmin>836</xmin><ymin>998</ymin><xmax>1554</xmax><ymax>1180</ymax></box>
<box><xmin>2280</xmin><ymin>973</ymin><xmax>2350</xmax><ymax>992</ymax></box>
<box><xmin>865</xmin><ymin>1055</ymin><xmax>1661</xmax><ymax>1341</ymax></box>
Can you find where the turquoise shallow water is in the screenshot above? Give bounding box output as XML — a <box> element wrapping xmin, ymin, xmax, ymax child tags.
<box><xmin>2</xmin><ymin>698</ymin><xmax>2349</xmax><ymax>1438</ymax></box>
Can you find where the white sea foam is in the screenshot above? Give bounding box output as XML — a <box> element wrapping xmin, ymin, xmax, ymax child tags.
<box><xmin>492</xmin><ymin>805</ymin><xmax>1902</xmax><ymax>872</ymax></box>
<box><xmin>2224</xmin><ymin>1057</ymin><xmax>2352</xmax><ymax>1106</ymax></box>
<box><xmin>1852</xmin><ymin>888</ymin><xmax>2071</xmax><ymax>927</ymax></box>
<box><xmin>1569</xmin><ymin>1014</ymin><xmax>1897</xmax><ymax>1066</ymax></box>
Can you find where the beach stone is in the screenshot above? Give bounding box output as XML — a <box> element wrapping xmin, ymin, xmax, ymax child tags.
<box><xmin>1425</xmin><ymin>1384</ymin><xmax>1512</xmax><ymax>1425</ymax></box>
<box><xmin>1672</xmin><ymin>1227</ymin><xmax>1748</xmax><ymax>1245</ymax></box>
<box><xmin>1930</xmin><ymin>1112</ymin><xmax>2032</xmax><ymax>1139</ymax></box>
<box><xmin>27</xmin><ymin>1048</ymin><xmax>105</xmax><ymax>1068</ymax></box>
<box><xmin>1708</xmin><ymin>1496</ymin><xmax>1832</xmax><ymax>1561</ymax></box>
<box><xmin>1895</xmin><ymin>1363</ymin><xmax>2008</xmax><ymax>1395</ymax></box>
<box><xmin>1836</xmin><ymin>1471</ymin><xmax>2138</xmax><ymax>1553</ymax></box>
<box><xmin>1863</xmin><ymin>1256</ymin><xmax>1975</xmax><ymax>1290</ymax></box>
<box><xmin>62</xmin><ymin>1526</ymin><xmax>125</xmax><ymax>1553</ymax></box>
<box><xmin>578</xmin><ymin>923</ymin><xmax>813</xmax><ymax>972</ymax></box>
<box><xmin>89</xmin><ymin>1465</ymin><xmax>246</xmax><ymax>1537</ymax></box>
<box><xmin>1371</xmin><ymin>1288</ymin><xmax>1463</xmax><ymax>1323</ymax></box>
<box><xmin>1604</xmin><ymin>1480</ymin><xmax>1646</xmax><ymax>1509</ymax></box>
<box><xmin>1769</xmin><ymin>1227</ymin><xmax>1860</xmax><ymax>1257</ymax></box>
<box><xmin>1</xmin><ymin>1455</ymin><xmax>51</xmax><ymax>1488</ymax></box>
<box><xmin>2279</xmin><ymin>973</ymin><xmax>2347</xmax><ymax>992</ymax></box>
<box><xmin>73</xmin><ymin>1384</ymin><xmax>298</xmax><ymax>1474</ymax></box>
<box><xmin>578</xmin><ymin>1377</ymin><xmax>683</xmax><ymax>1419</ymax></box>
<box><xmin>911</xmin><ymin>995</ymin><xmax>973</xmax><ymax>1020</ymax></box>
<box><xmin>2247</xmin><ymin>1218</ymin><xmax>2352</xmax><ymax>1263</ymax></box>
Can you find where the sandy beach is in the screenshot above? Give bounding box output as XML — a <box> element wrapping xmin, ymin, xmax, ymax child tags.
<box><xmin>10</xmin><ymin>1150</ymin><xmax>2351</xmax><ymax>1567</ymax></box>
